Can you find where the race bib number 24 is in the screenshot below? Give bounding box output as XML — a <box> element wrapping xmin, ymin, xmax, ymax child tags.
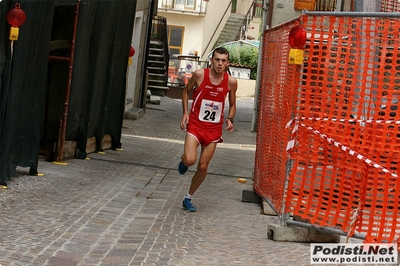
<box><xmin>199</xmin><ymin>99</ymin><xmax>222</xmax><ymax>123</ymax></box>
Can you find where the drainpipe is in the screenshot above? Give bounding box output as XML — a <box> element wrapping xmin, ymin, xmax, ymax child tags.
<box><xmin>267</xmin><ymin>0</ymin><xmax>273</xmax><ymax>28</ymax></box>
<box><xmin>251</xmin><ymin>0</ymin><xmax>271</xmax><ymax>131</ymax></box>
<box><xmin>53</xmin><ymin>1</ymin><xmax>80</xmax><ymax>164</ymax></box>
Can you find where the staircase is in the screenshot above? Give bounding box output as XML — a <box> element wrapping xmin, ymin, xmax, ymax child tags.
<box><xmin>147</xmin><ymin>40</ymin><xmax>169</xmax><ymax>97</ymax></box>
<box><xmin>214</xmin><ymin>13</ymin><xmax>246</xmax><ymax>48</ymax></box>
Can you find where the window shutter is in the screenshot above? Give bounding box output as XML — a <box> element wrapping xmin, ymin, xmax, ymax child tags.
<box><xmin>294</xmin><ymin>0</ymin><xmax>316</xmax><ymax>10</ymax></box>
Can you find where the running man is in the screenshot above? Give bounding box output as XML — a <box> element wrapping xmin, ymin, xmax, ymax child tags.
<box><xmin>178</xmin><ymin>47</ymin><xmax>238</xmax><ymax>212</ymax></box>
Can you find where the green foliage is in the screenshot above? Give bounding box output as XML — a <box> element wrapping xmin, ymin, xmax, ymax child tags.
<box><xmin>150</xmin><ymin>33</ymin><xmax>159</xmax><ymax>40</ymax></box>
<box><xmin>225</xmin><ymin>45</ymin><xmax>258</xmax><ymax>80</ymax></box>
<box><xmin>228</xmin><ymin>48</ymin><xmax>240</xmax><ymax>65</ymax></box>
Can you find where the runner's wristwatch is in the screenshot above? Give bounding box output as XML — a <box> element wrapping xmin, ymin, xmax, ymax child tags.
<box><xmin>228</xmin><ymin>118</ymin><xmax>234</xmax><ymax>123</ymax></box>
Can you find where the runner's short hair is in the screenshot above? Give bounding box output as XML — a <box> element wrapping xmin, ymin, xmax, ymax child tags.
<box><xmin>212</xmin><ymin>47</ymin><xmax>230</xmax><ymax>61</ymax></box>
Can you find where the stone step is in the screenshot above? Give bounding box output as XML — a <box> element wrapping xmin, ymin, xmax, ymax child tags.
<box><xmin>147</xmin><ymin>66</ymin><xmax>166</xmax><ymax>74</ymax></box>
<box><xmin>149</xmin><ymin>47</ymin><xmax>164</xmax><ymax>53</ymax></box>
<box><xmin>214</xmin><ymin>14</ymin><xmax>247</xmax><ymax>47</ymax></box>
<box><xmin>147</xmin><ymin>62</ymin><xmax>165</xmax><ymax>69</ymax></box>
<box><xmin>124</xmin><ymin>107</ymin><xmax>144</xmax><ymax>120</ymax></box>
<box><xmin>148</xmin><ymin>54</ymin><xmax>165</xmax><ymax>59</ymax></box>
<box><xmin>148</xmin><ymin>72</ymin><xmax>167</xmax><ymax>79</ymax></box>
<box><xmin>150</xmin><ymin>40</ymin><xmax>163</xmax><ymax>47</ymax></box>
<box><xmin>148</xmin><ymin>95</ymin><xmax>161</xmax><ymax>105</ymax></box>
<box><xmin>148</xmin><ymin>85</ymin><xmax>169</xmax><ymax>96</ymax></box>
<box><xmin>148</xmin><ymin>78</ymin><xmax>167</xmax><ymax>84</ymax></box>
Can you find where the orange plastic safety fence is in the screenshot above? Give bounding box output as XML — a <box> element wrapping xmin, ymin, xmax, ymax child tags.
<box><xmin>253</xmin><ymin>19</ymin><xmax>300</xmax><ymax>214</ymax></box>
<box><xmin>284</xmin><ymin>15</ymin><xmax>400</xmax><ymax>244</ymax></box>
<box><xmin>382</xmin><ymin>0</ymin><xmax>400</xmax><ymax>12</ymax></box>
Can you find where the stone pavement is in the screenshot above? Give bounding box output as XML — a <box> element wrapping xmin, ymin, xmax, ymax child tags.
<box><xmin>0</xmin><ymin>96</ymin><xmax>368</xmax><ymax>266</ymax></box>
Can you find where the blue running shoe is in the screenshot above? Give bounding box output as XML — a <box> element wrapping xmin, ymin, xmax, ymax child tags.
<box><xmin>182</xmin><ymin>198</ymin><xmax>196</xmax><ymax>212</ymax></box>
<box><xmin>178</xmin><ymin>161</ymin><xmax>188</xmax><ymax>175</ymax></box>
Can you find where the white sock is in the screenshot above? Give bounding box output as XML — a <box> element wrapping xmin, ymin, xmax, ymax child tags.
<box><xmin>184</xmin><ymin>192</ymin><xmax>192</xmax><ymax>200</ymax></box>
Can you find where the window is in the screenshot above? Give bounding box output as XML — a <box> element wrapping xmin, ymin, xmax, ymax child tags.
<box><xmin>168</xmin><ymin>26</ymin><xmax>184</xmax><ymax>55</ymax></box>
<box><xmin>159</xmin><ymin>0</ymin><xmax>173</xmax><ymax>8</ymax></box>
<box><xmin>231</xmin><ymin>0</ymin><xmax>237</xmax><ymax>13</ymax></box>
<box><xmin>185</xmin><ymin>0</ymin><xmax>195</xmax><ymax>9</ymax></box>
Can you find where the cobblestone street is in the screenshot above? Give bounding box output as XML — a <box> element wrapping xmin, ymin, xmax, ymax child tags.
<box><xmin>0</xmin><ymin>97</ymin><xmax>367</xmax><ymax>266</ymax></box>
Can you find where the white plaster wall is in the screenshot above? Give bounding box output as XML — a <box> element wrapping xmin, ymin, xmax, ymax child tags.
<box><xmin>236</xmin><ymin>0</ymin><xmax>254</xmax><ymax>15</ymax></box>
<box><xmin>126</xmin><ymin>11</ymin><xmax>143</xmax><ymax>111</ymax></box>
<box><xmin>202</xmin><ymin>0</ymin><xmax>232</xmax><ymax>59</ymax></box>
<box><xmin>247</xmin><ymin>17</ymin><xmax>261</xmax><ymax>40</ymax></box>
<box><xmin>126</xmin><ymin>1</ymin><xmax>151</xmax><ymax>109</ymax></box>
<box><xmin>159</xmin><ymin>13</ymin><xmax>205</xmax><ymax>56</ymax></box>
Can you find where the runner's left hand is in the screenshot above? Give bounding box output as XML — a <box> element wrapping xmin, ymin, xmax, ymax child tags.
<box><xmin>225</xmin><ymin>119</ymin><xmax>234</xmax><ymax>132</ymax></box>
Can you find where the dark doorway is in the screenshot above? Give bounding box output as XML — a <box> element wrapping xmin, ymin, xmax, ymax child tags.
<box><xmin>231</xmin><ymin>0</ymin><xmax>237</xmax><ymax>13</ymax></box>
<box><xmin>40</xmin><ymin>4</ymin><xmax>76</xmax><ymax>161</ymax></box>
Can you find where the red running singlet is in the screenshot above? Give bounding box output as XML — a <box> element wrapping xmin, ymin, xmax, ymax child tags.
<box><xmin>188</xmin><ymin>68</ymin><xmax>230</xmax><ymax>131</ymax></box>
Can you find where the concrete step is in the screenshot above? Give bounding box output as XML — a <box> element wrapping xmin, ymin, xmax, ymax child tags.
<box><xmin>150</xmin><ymin>40</ymin><xmax>163</xmax><ymax>47</ymax></box>
<box><xmin>267</xmin><ymin>223</ymin><xmax>341</xmax><ymax>243</ymax></box>
<box><xmin>147</xmin><ymin>66</ymin><xmax>166</xmax><ymax>74</ymax></box>
<box><xmin>148</xmin><ymin>95</ymin><xmax>161</xmax><ymax>105</ymax></box>
<box><xmin>148</xmin><ymin>54</ymin><xmax>165</xmax><ymax>59</ymax></box>
<box><xmin>148</xmin><ymin>72</ymin><xmax>167</xmax><ymax>79</ymax></box>
<box><xmin>214</xmin><ymin>14</ymin><xmax>247</xmax><ymax>47</ymax></box>
<box><xmin>148</xmin><ymin>85</ymin><xmax>169</xmax><ymax>96</ymax></box>
<box><xmin>149</xmin><ymin>47</ymin><xmax>164</xmax><ymax>52</ymax></box>
<box><xmin>124</xmin><ymin>107</ymin><xmax>144</xmax><ymax>120</ymax></box>
<box><xmin>148</xmin><ymin>60</ymin><xmax>165</xmax><ymax>66</ymax></box>
<box><xmin>148</xmin><ymin>79</ymin><xmax>167</xmax><ymax>86</ymax></box>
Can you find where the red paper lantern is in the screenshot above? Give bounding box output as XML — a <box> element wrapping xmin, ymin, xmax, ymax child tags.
<box><xmin>129</xmin><ymin>46</ymin><xmax>135</xmax><ymax>57</ymax></box>
<box><xmin>7</xmin><ymin>3</ymin><xmax>26</xmax><ymax>27</ymax></box>
<box><xmin>289</xmin><ymin>25</ymin><xmax>306</xmax><ymax>49</ymax></box>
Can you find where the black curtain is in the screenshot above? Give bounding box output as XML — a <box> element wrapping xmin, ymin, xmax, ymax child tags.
<box><xmin>67</xmin><ymin>0</ymin><xmax>137</xmax><ymax>158</ymax></box>
<box><xmin>0</xmin><ymin>0</ymin><xmax>137</xmax><ymax>184</ymax></box>
<box><xmin>0</xmin><ymin>0</ymin><xmax>56</xmax><ymax>185</ymax></box>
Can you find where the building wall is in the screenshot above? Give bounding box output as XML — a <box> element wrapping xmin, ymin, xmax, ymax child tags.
<box><xmin>354</xmin><ymin>0</ymin><xmax>381</xmax><ymax>12</ymax></box>
<box><xmin>159</xmin><ymin>0</ymin><xmax>267</xmax><ymax>61</ymax></box>
<box><xmin>160</xmin><ymin>13</ymin><xmax>205</xmax><ymax>56</ymax></box>
<box><xmin>271</xmin><ymin>0</ymin><xmax>302</xmax><ymax>27</ymax></box>
<box><xmin>247</xmin><ymin>17</ymin><xmax>261</xmax><ymax>40</ymax></box>
<box><xmin>201</xmin><ymin>0</ymin><xmax>232</xmax><ymax>59</ymax></box>
<box><xmin>270</xmin><ymin>0</ymin><xmax>382</xmax><ymax>28</ymax></box>
<box><xmin>158</xmin><ymin>0</ymin><xmax>232</xmax><ymax>60</ymax></box>
<box><xmin>235</xmin><ymin>0</ymin><xmax>255</xmax><ymax>15</ymax></box>
<box><xmin>126</xmin><ymin>1</ymin><xmax>152</xmax><ymax>110</ymax></box>
<box><xmin>230</xmin><ymin>0</ymin><xmax>261</xmax><ymax>43</ymax></box>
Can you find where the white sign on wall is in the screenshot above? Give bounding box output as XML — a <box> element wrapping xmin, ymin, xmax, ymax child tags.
<box><xmin>229</xmin><ymin>67</ymin><xmax>251</xmax><ymax>80</ymax></box>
